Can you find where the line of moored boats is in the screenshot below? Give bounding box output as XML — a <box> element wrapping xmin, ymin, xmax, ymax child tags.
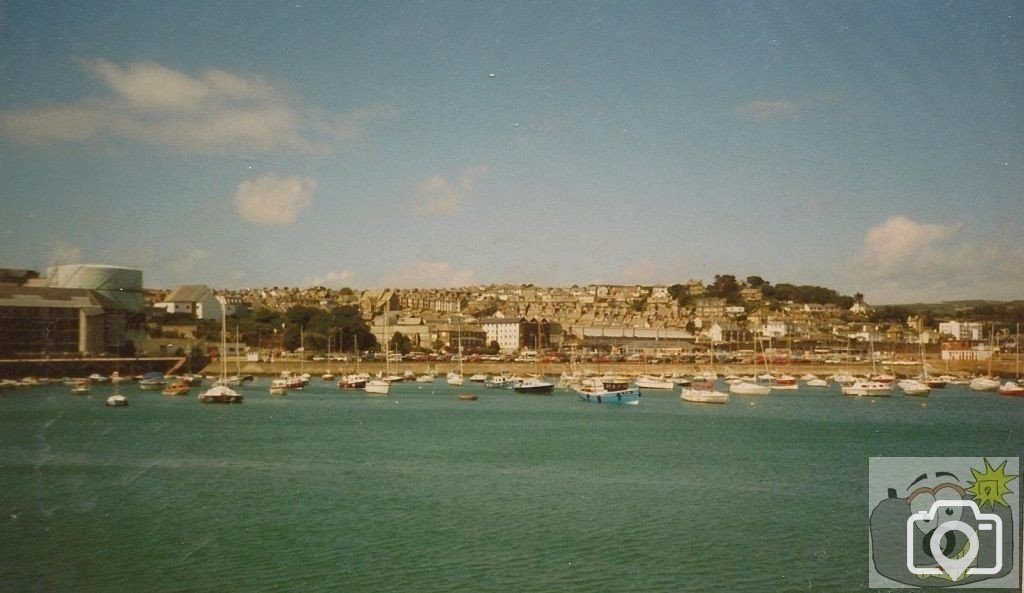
<box><xmin>3</xmin><ymin>368</ymin><xmax>1021</xmax><ymax>408</ymax></box>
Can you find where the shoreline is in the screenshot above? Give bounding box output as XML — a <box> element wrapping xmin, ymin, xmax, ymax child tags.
<box><xmin>202</xmin><ymin>357</ymin><xmax>1023</xmax><ymax>379</ymax></box>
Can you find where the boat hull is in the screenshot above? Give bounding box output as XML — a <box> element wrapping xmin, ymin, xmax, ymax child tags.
<box><xmin>680</xmin><ymin>390</ymin><xmax>729</xmax><ymax>404</ymax></box>
<box><xmin>729</xmin><ymin>381</ymin><xmax>771</xmax><ymax>395</ymax></box>
<box><xmin>998</xmin><ymin>382</ymin><xmax>1024</xmax><ymax>396</ymax></box>
<box><xmin>575</xmin><ymin>387</ymin><xmax>640</xmax><ymax>405</ymax></box>
<box><xmin>364</xmin><ymin>380</ymin><xmax>390</xmax><ymax>395</ymax></box>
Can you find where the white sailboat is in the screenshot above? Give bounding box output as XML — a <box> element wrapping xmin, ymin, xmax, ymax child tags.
<box><xmin>901</xmin><ymin>321</ymin><xmax>930</xmax><ymax>397</ymax></box>
<box><xmin>339</xmin><ymin>335</ymin><xmax>369</xmax><ymax>389</ymax></box>
<box><xmin>842</xmin><ymin>329</ymin><xmax>890</xmax><ymax>397</ymax></box>
<box><xmin>365</xmin><ymin>303</ymin><xmax>391</xmax><ymax>396</ymax></box>
<box><xmin>730</xmin><ymin>336</ymin><xmax>770</xmax><ymax>395</ymax></box>
<box><xmin>447</xmin><ymin>317</ymin><xmax>464</xmax><ymax>387</ymax></box>
<box><xmin>199</xmin><ymin>297</ymin><xmax>244</xmax><ymax>404</ymax></box>
<box><xmin>999</xmin><ymin>323</ymin><xmax>1023</xmax><ymax>396</ymax></box>
<box><xmin>969</xmin><ymin>323</ymin><xmax>1000</xmax><ymax>392</ymax></box>
<box><xmin>322</xmin><ymin>328</ymin><xmax>336</xmax><ymax>381</ymax></box>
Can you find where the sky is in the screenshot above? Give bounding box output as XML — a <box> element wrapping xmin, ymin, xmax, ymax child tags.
<box><xmin>1</xmin><ymin>1</ymin><xmax>1021</xmax><ymax>304</ymax></box>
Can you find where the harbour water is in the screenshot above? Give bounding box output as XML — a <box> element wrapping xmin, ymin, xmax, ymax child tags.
<box><xmin>1</xmin><ymin>380</ymin><xmax>1021</xmax><ymax>592</ymax></box>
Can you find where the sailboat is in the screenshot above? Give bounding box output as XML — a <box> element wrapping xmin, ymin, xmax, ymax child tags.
<box><xmin>842</xmin><ymin>328</ymin><xmax>891</xmax><ymax>397</ymax></box>
<box><xmin>339</xmin><ymin>334</ymin><xmax>369</xmax><ymax>389</ymax></box>
<box><xmin>899</xmin><ymin>321</ymin><xmax>930</xmax><ymax>397</ymax></box>
<box><xmin>999</xmin><ymin>322</ymin><xmax>1023</xmax><ymax>396</ymax></box>
<box><xmin>322</xmin><ymin>328</ymin><xmax>336</xmax><ymax>381</ymax></box>
<box><xmin>106</xmin><ymin>383</ymin><xmax>128</xmax><ymax>406</ymax></box>
<box><xmin>222</xmin><ymin>324</ymin><xmax>247</xmax><ymax>387</ymax></box>
<box><xmin>730</xmin><ymin>336</ymin><xmax>770</xmax><ymax>395</ymax></box>
<box><xmin>514</xmin><ymin>318</ymin><xmax>555</xmax><ymax>393</ymax></box>
<box><xmin>365</xmin><ymin>303</ymin><xmax>391</xmax><ymax>395</ymax></box>
<box><xmin>447</xmin><ymin>317</ymin><xmax>464</xmax><ymax>386</ymax></box>
<box><xmin>199</xmin><ymin>297</ymin><xmax>244</xmax><ymax>404</ymax></box>
<box><xmin>969</xmin><ymin>323</ymin><xmax>1000</xmax><ymax>392</ymax></box>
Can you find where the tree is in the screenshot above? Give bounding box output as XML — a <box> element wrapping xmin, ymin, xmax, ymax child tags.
<box><xmin>486</xmin><ymin>340</ymin><xmax>500</xmax><ymax>355</ymax></box>
<box><xmin>708</xmin><ymin>274</ymin><xmax>740</xmax><ymax>298</ymax></box>
<box><xmin>745</xmin><ymin>275</ymin><xmax>767</xmax><ymax>288</ymax></box>
<box><xmin>391</xmin><ymin>331</ymin><xmax>413</xmax><ymax>355</ymax></box>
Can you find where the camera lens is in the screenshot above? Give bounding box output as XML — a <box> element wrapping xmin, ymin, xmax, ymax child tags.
<box><xmin>922</xmin><ymin>528</ymin><xmax>956</xmax><ymax>559</ymax></box>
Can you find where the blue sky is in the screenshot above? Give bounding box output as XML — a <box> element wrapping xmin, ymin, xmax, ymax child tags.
<box><xmin>1</xmin><ymin>1</ymin><xmax>1021</xmax><ymax>303</ymax></box>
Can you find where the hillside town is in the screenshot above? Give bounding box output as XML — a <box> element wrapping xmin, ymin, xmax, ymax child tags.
<box><xmin>2</xmin><ymin>265</ymin><xmax>1020</xmax><ymax>371</ymax></box>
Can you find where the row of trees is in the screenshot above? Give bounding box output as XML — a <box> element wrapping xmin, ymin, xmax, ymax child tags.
<box><xmin>668</xmin><ymin>275</ymin><xmax>858</xmax><ymax>308</ymax></box>
<box><xmin>220</xmin><ymin>305</ymin><xmax>379</xmax><ymax>353</ymax></box>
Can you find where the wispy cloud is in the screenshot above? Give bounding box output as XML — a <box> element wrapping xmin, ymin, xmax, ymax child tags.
<box><xmin>0</xmin><ymin>59</ymin><xmax>397</xmax><ymax>154</ymax></box>
<box><xmin>735</xmin><ymin>99</ymin><xmax>797</xmax><ymax>121</ymax></box>
<box><xmin>306</xmin><ymin>270</ymin><xmax>355</xmax><ymax>288</ymax></box>
<box><xmin>845</xmin><ymin>215</ymin><xmax>1024</xmax><ymax>302</ymax></box>
<box><xmin>413</xmin><ymin>165</ymin><xmax>489</xmax><ymax>214</ymax></box>
<box><xmin>374</xmin><ymin>260</ymin><xmax>476</xmax><ymax>289</ymax></box>
<box><xmin>234</xmin><ymin>174</ymin><xmax>316</xmax><ymax>225</ymax></box>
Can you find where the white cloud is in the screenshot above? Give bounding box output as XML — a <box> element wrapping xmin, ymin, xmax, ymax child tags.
<box><xmin>234</xmin><ymin>174</ymin><xmax>316</xmax><ymax>225</ymax></box>
<box><xmin>0</xmin><ymin>59</ymin><xmax>396</xmax><ymax>154</ymax></box>
<box><xmin>855</xmin><ymin>215</ymin><xmax>960</xmax><ymax>270</ymax></box>
<box><xmin>846</xmin><ymin>215</ymin><xmax>1024</xmax><ymax>302</ymax></box>
<box><xmin>306</xmin><ymin>270</ymin><xmax>354</xmax><ymax>288</ymax></box>
<box><xmin>413</xmin><ymin>165</ymin><xmax>489</xmax><ymax>214</ymax></box>
<box><xmin>735</xmin><ymin>99</ymin><xmax>797</xmax><ymax>121</ymax></box>
<box><xmin>374</xmin><ymin>260</ymin><xmax>476</xmax><ymax>289</ymax></box>
<box><xmin>167</xmin><ymin>248</ymin><xmax>208</xmax><ymax>276</ymax></box>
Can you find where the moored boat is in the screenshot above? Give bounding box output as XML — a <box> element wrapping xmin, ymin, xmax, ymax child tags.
<box><xmin>270</xmin><ymin>379</ymin><xmax>288</xmax><ymax>396</ymax></box>
<box><xmin>364</xmin><ymin>379</ymin><xmax>390</xmax><ymax>395</ymax></box>
<box><xmin>514</xmin><ymin>378</ymin><xmax>555</xmax><ymax>394</ymax></box>
<box><xmin>105</xmin><ymin>393</ymin><xmax>128</xmax><ymax>406</ymax></box>
<box><xmin>338</xmin><ymin>373</ymin><xmax>368</xmax><ymax>389</ymax></box>
<box><xmin>681</xmin><ymin>380</ymin><xmax>729</xmax><ymax>404</ymax></box>
<box><xmin>198</xmin><ymin>384</ymin><xmax>244</xmax><ymax>404</ymax></box>
<box><xmin>634</xmin><ymin>375</ymin><xmax>674</xmax><ymax>390</ymax></box>
<box><xmin>138</xmin><ymin>372</ymin><xmax>167</xmax><ymax>390</ymax></box>
<box><xmin>998</xmin><ymin>381</ymin><xmax>1024</xmax><ymax>396</ymax></box>
<box><xmin>198</xmin><ymin>297</ymin><xmax>243</xmax><ymax>404</ymax></box>
<box><xmin>162</xmin><ymin>381</ymin><xmax>191</xmax><ymax>396</ymax></box>
<box><xmin>841</xmin><ymin>380</ymin><xmax>891</xmax><ymax>397</ymax></box>
<box><xmin>458</xmin><ymin>393</ymin><xmax>479</xmax><ymax>401</ymax></box>
<box><xmin>770</xmin><ymin>374</ymin><xmax>799</xmax><ymax>391</ymax></box>
<box><xmin>968</xmin><ymin>376</ymin><xmax>1000</xmax><ymax>392</ymax></box>
<box><xmin>728</xmin><ymin>380</ymin><xmax>770</xmax><ymax>395</ymax></box>
<box><xmin>898</xmin><ymin>379</ymin><xmax>930</xmax><ymax>397</ymax></box>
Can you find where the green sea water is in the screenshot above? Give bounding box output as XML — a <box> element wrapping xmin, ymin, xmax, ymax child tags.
<box><xmin>1</xmin><ymin>380</ymin><xmax>1020</xmax><ymax>592</ymax></box>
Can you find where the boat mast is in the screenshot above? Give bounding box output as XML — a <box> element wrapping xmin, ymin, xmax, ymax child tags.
<box><xmin>218</xmin><ymin>296</ymin><xmax>227</xmax><ymax>382</ymax></box>
<box><xmin>384</xmin><ymin>300</ymin><xmax>390</xmax><ymax>377</ymax></box>
<box><xmin>235</xmin><ymin>324</ymin><xmax>241</xmax><ymax>378</ymax></box>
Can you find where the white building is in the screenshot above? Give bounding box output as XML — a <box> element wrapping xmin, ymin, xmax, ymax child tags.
<box><xmin>762</xmin><ymin>319</ymin><xmax>788</xmax><ymax>338</ymax></box>
<box><xmin>480</xmin><ymin>316</ymin><xmax>524</xmax><ymax>352</ymax></box>
<box><xmin>155</xmin><ymin>285</ymin><xmax>227</xmax><ymax>321</ymax></box>
<box><xmin>938</xmin><ymin>321</ymin><xmax>984</xmax><ymax>341</ymax></box>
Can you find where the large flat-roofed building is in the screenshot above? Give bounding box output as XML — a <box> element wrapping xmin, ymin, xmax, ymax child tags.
<box><xmin>46</xmin><ymin>264</ymin><xmax>144</xmax><ymax>312</ymax></box>
<box><xmin>0</xmin><ymin>285</ymin><xmax>128</xmax><ymax>357</ymax></box>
